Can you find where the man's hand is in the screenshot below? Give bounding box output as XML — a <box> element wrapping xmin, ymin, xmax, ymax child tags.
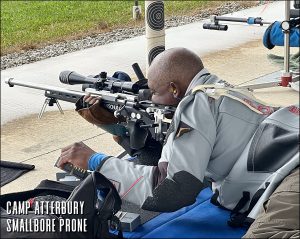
<box><xmin>57</xmin><ymin>142</ymin><xmax>96</xmax><ymax>170</ymax></box>
<box><xmin>75</xmin><ymin>94</ymin><xmax>118</xmax><ymax>125</ymax></box>
<box><xmin>83</xmin><ymin>94</ymin><xmax>100</xmax><ymax>106</ymax></box>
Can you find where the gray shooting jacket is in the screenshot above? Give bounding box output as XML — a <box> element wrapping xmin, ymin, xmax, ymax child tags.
<box><xmin>96</xmin><ymin>68</ymin><xmax>299</xmax><ymax>216</ymax></box>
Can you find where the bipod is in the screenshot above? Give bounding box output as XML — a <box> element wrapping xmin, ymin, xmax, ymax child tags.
<box><xmin>38</xmin><ymin>97</ymin><xmax>64</xmax><ymax>119</ymax></box>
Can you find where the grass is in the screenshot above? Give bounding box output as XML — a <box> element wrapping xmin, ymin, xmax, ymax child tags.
<box><xmin>1</xmin><ymin>1</ymin><xmax>250</xmax><ymax>55</ymax></box>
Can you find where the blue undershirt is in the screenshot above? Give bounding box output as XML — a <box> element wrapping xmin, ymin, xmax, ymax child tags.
<box><xmin>88</xmin><ymin>153</ymin><xmax>107</xmax><ymax>171</ymax></box>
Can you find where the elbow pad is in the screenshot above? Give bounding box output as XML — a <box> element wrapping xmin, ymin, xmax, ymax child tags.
<box><xmin>142</xmin><ymin>171</ymin><xmax>204</xmax><ymax>212</ymax></box>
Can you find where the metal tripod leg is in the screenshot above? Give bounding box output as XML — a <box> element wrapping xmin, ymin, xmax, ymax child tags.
<box><xmin>54</xmin><ymin>99</ymin><xmax>64</xmax><ymax>115</ymax></box>
<box><xmin>38</xmin><ymin>98</ymin><xmax>50</xmax><ymax>119</ymax></box>
<box><xmin>38</xmin><ymin>98</ymin><xmax>64</xmax><ymax>119</ymax></box>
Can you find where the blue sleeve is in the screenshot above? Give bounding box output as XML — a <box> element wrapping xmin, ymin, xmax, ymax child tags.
<box><xmin>88</xmin><ymin>153</ymin><xmax>107</xmax><ymax>171</ymax></box>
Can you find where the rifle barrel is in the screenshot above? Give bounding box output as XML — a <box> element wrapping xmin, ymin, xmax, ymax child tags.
<box><xmin>5</xmin><ymin>78</ymin><xmax>138</xmax><ymax>102</ymax></box>
<box><xmin>5</xmin><ymin>78</ymin><xmax>85</xmax><ymax>97</ymax></box>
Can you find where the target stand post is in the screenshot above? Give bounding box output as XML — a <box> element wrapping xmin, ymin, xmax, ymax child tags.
<box><xmin>133</xmin><ymin>0</ymin><xmax>142</xmax><ymax>20</ymax></box>
<box><xmin>145</xmin><ymin>1</ymin><xmax>165</xmax><ymax>76</ymax></box>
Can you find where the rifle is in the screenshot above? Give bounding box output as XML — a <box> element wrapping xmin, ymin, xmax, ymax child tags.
<box><xmin>5</xmin><ymin>64</ymin><xmax>175</xmax><ymax>152</ymax></box>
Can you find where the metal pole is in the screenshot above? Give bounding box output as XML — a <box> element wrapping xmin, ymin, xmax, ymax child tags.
<box><xmin>213</xmin><ymin>16</ymin><xmax>272</xmax><ymax>25</ymax></box>
<box><xmin>283</xmin><ymin>0</ymin><xmax>290</xmax><ymax>74</ymax></box>
<box><xmin>133</xmin><ymin>0</ymin><xmax>141</xmax><ymax>20</ymax></box>
<box><xmin>281</xmin><ymin>0</ymin><xmax>292</xmax><ymax>87</ymax></box>
<box><xmin>145</xmin><ymin>0</ymin><xmax>165</xmax><ymax>76</ymax></box>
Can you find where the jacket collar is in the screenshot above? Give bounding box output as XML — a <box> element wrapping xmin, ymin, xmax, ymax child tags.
<box><xmin>185</xmin><ymin>68</ymin><xmax>210</xmax><ymax>96</ymax></box>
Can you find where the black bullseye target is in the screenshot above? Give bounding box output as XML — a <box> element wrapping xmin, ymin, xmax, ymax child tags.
<box><xmin>147</xmin><ymin>2</ymin><xmax>164</xmax><ymax>31</ymax></box>
<box><xmin>148</xmin><ymin>45</ymin><xmax>165</xmax><ymax>65</ymax></box>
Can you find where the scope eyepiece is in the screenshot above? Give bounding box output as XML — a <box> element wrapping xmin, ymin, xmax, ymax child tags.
<box><xmin>203</xmin><ymin>23</ymin><xmax>228</xmax><ymax>31</ymax></box>
<box><xmin>100</xmin><ymin>72</ymin><xmax>107</xmax><ymax>79</ymax></box>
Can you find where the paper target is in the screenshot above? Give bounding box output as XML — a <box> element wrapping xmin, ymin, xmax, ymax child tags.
<box><xmin>148</xmin><ymin>45</ymin><xmax>165</xmax><ymax>65</ymax></box>
<box><xmin>146</xmin><ymin>2</ymin><xmax>164</xmax><ymax>31</ymax></box>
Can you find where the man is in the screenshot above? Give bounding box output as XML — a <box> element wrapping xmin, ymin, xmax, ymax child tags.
<box><xmin>58</xmin><ymin>48</ymin><xmax>299</xmax><ymax>215</ymax></box>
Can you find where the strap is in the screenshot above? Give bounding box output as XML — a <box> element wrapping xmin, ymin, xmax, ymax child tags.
<box><xmin>192</xmin><ymin>84</ymin><xmax>277</xmax><ymax>115</ymax></box>
<box><xmin>246</xmin><ymin>182</ymin><xmax>270</xmax><ymax>215</ymax></box>
<box><xmin>193</xmin><ymin>84</ymin><xmax>279</xmax><ymax>107</ymax></box>
<box><xmin>210</xmin><ymin>189</ymin><xmax>221</xmax><ymax>206</ymax></box>
<box><xmin>227</xmin><ymin>191</ymin><xmax>251</xmax><ymax>228</ymax></box>
<box><xmin>218</xmin><ymin>93</ymin><xmax>263</xmax><ymax>114</ymax></box>
<box><xmin>192</xmin><ymin>84</ymin><xmax>224</xmax><ymax>93</ymax></box>
<box><xmin>193</xmin><ymin>85</ymin><xmax>263</xmax><ymax>114</ymax></box>
<box><xmin>231</xmin><ymin>191</ymin><xmax>250</xmax><ymax>215</ymax></box>
<box><xmin>210</xmin><ymin>189</ymin><xmax>255</xmax><ymax>228</ymax></box>
<box><xmin>237</xmin><ymin>182</ymin><xmax>271</xmax><ymax>229</ymax></box>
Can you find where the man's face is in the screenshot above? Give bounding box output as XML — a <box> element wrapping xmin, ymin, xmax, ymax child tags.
<box><xmin>148</xmin><ymin>77</ymin><xmax>179</xmax><ymax>106</ymax></box>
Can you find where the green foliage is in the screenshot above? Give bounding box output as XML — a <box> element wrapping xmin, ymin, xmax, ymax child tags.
<box><xmin>1</xmin><ymin>1</ymin><xmax>213</xmax><ymax>54</ymax></box>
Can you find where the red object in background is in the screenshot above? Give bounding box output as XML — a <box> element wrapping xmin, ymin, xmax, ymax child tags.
<box><xmin>280</xmin><ymin>75</ymin><xmax>292</xmax><ymax>87</ymax></box>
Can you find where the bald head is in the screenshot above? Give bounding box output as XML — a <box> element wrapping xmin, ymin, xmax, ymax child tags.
<box><xmin>148</xmin><ymin>47</ymin><xmax>204</xmax><ymax>105</ymax></box>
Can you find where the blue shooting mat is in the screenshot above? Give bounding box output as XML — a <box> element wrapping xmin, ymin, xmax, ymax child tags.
<box><xmin>124</xmin><ymin>188</ymin><xmax>247</xmax><ymax>238</ymax></box>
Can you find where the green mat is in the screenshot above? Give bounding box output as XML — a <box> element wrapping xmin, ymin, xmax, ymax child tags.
<box><xmin>267</xmin><ymin>51</ymin><xmax>300</xmax><ymax>72</ymax></box>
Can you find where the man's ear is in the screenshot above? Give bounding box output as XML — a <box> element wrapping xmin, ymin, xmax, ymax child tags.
<box><xmin>170</xmin><ymin>82</ymin><xmax>181</xmax><ymax>98</ymax></box>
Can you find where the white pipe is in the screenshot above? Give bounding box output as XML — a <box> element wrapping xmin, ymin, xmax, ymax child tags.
<box><xmin>145</xmin><ymin>0</ymin><xmax>165</xmax><ymax>76</ymax></box>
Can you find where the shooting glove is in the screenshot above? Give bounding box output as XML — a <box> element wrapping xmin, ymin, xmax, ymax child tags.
<box><xmin>75</xmin><ymin>96</ymin><xmax>118</xmax><ymax>125</ymax></box>
<box><xmin>75</xmin><ymin>70</ymin><xmax>131</xmax><ymax>125</ymax></box>
<box><xmin>75</xmin><ymin>96</ymin><xmax>128</xmax><ymax>137</ymax></box>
